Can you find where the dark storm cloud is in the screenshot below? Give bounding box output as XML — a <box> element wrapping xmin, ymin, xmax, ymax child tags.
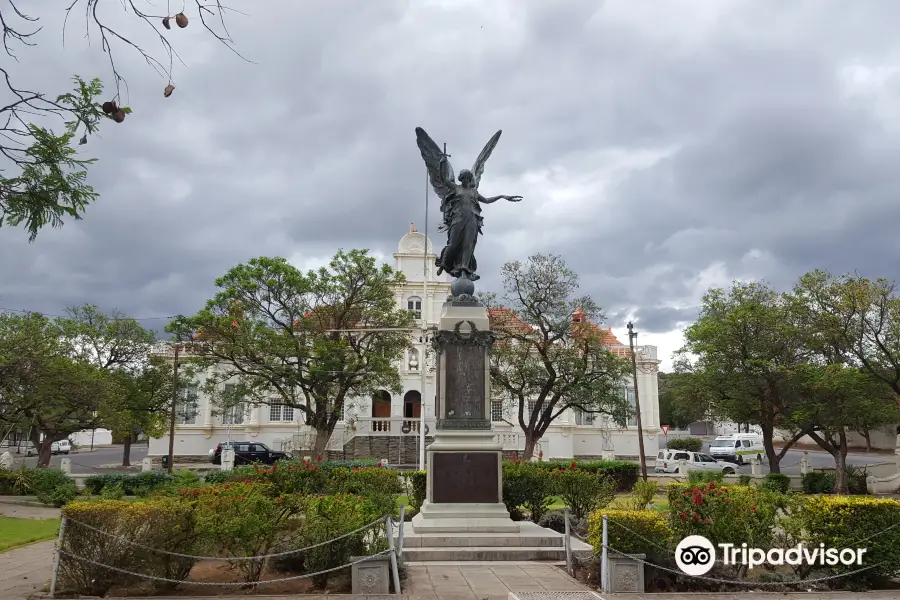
<box><xmin>4</xmin><ymin>0</ymin><xmax>900</xmax><ymax>356</ymax></box>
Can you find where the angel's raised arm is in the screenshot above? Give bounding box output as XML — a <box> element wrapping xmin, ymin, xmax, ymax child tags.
<box><xmin>415</xmin><ymin>127</ymin><xmax>456</xmax><ymax>200</ymax></box>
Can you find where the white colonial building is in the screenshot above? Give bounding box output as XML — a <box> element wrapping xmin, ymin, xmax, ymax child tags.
<box><xmin>148</xmin><ymin>227</ymin><xmax>663</xmax><ymax>463</ymax></box>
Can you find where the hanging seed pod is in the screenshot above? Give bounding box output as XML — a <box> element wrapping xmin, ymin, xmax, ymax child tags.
<box><xmin>101</xmin><ymin>101</ymin><xmax>117</xmax><ymax>115</ymax></box>
<box><xmin>79</xmin><ymin>134</ymin><xmax>88</xmax><ymax>145</ymax></box>
<box><xmin>175</xmin><ymin>12</ymin><xmax>188</xmax><ymax>28</ymax></box>
<box><xmin>162</xmin><ymin>16</ymin><xmax>171</xmax><ymax>30</ymax></box>
<box><xmin>112</xmin><ymin>109</ymin><xmax>126</xmax><ymax>123</ymax></box>
<box><xmin>164</xmin><ymin>84</ymin><xmax>175</xmax><ymax>98</ymax></box>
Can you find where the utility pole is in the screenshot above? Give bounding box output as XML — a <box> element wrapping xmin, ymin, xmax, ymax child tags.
<box><xmin>166</xmin><ymin>342</ymin><xmax>181</xmax><ymax>474</ymax></box>
<box><xmin>627</xmin><ymin>322</ymin><xmax>648</xmax><ymax>481</ymax></box>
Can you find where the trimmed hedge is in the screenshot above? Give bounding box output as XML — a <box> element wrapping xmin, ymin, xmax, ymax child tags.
<box><xmin>761</xmin><ymin>473</ymin><xmax>791</xmax><ymax>494</ymax></box>
<box><xmin>666</xmin><ymin>437</ymin><xmax>703</xmax><ymax>452</ymax></box>
<box><xmin>530</xmin><ymin>460</ymin><xmax>640</xmax><ymax>492</ymax></box>
<box><xmin>60</xmin><ymin>499</ymin><xmax>198</xmax><ymax>596</ymax></box>
<box><xmin>795</xmin><ymin>495</ymin><xmax>900</xmax><ymax>585</ymax></box>
<box><xmin>587</xmin><ymin>508</ymin><xmax>672</xmax><ymax>558</ymax></box>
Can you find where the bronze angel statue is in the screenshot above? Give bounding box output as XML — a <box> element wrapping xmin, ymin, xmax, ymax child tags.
<box><xmin>415</xmin><ymin>127</ymin><xmax>522</xmax><ymax>287</ymax></box>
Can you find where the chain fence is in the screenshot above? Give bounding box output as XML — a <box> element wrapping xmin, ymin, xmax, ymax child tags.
<box><xmin>49</xmin><ymin>512</ymin><xmax>404</xmax><ymax>597</ymax></box>
<box><xmin>565</xmin><ymin>513</ymin><xmax>900</xmax><ymax>592</ymax></box>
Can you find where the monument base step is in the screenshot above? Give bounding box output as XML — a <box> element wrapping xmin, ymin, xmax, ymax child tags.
<box><xmin>397</xmin><ymin>521</ymin><xmax>593</xmax><ymax>562</ymax></box>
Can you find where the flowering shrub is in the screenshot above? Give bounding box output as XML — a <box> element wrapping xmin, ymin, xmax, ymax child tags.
<box><xmin>192</xmin><ymin>481</ymin><xmax>301</xmax><ymax>582</ymax></box>
<box><xmin>667</xmin><ymin>482</ymin><xmax>778</xmax><ymax>550</ymax></box>
<box><xmin>59</xmin><ymin>498</ymin><xmax>198</xmax><ymax>596</ymax></box>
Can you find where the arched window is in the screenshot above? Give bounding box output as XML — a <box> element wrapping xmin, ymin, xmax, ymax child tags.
<box><xmin>407</xmin><ymin>296</ymin><xmax>422</xmax><ymax>319</ymax></box>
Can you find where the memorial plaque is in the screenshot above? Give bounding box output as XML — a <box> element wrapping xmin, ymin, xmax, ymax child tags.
<box><xmin>444</xmin><ymin>344</ymin><xmax>485</xmax><ymax>422</ymax></box>
<box><xmin>431</xmin><ymin>452</ymin><xmax>499</xmax><ymax>503</ymax></box>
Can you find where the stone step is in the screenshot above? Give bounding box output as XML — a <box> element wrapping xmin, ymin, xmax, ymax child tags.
<box><xmin>400</xmin><ymin>546</ymin><xmax>572</xmax><ymax>562</ymax></box>
<box><xmin>398</xmin><ymin>532</ymin><xmax>565</xmax><ymax>548</ymax></box>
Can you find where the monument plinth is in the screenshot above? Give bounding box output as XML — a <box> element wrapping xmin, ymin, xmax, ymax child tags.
<box><xmin>410</xmin><ymin>298</ymin><xmax>518</xmax><ymax>533</ymax></box>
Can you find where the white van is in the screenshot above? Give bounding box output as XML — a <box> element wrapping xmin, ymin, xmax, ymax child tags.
<box><xmin>708</xmin><ymin>433</ymin><xmax>764</xmax><ymax>464</ymax></box>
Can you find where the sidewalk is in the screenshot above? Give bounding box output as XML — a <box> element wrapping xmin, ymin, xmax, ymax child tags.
<box><xmin>0</xmin><ymin>541</ymin><xmax>54</xmax><ymax>597</ymax></box>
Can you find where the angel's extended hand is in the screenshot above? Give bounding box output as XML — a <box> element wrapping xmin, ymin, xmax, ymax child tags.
<box><xmin>505</xmin><ymin>195</ymin><xmax>523</xmax><ymax>202</ymax></box>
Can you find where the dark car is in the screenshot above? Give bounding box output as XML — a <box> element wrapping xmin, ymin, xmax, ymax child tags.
<box><xmin>208</xmin><ymin>441</ymin><xmax>288</xmax><ymax>465</ymax></box>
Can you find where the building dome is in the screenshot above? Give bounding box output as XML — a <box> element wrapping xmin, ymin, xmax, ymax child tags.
<box><xmin>398</xmin><ymin>223</ymin><xmax>434</xmax><ymax>255</ymax></box>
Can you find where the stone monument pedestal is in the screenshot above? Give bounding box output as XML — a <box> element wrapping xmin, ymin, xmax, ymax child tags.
<box><xmin>404</xmin><ymin>295</ymin><xmax>592</xmax><ymax>560</ymax></box>
<box><xmin>410</xmin><ymin>299</ymin><xmax>518</xmax><ymax>534</ymax></box>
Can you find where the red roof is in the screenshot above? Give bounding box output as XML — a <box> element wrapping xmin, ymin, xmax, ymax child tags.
<box><xmin>488</xmin><ymin>307</ymin><xmax>623</xmax><ymax>346</ymax></box>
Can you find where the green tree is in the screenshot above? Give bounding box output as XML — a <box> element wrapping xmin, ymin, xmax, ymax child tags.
<box><xmin>0</xmin><ymin>312</ymin><xmax>117</xmax><ymax>466</ymax></box>
<box><xmin>789</xmin><ymin>363</ymin><xmax>899</xmax><ymax>493</ymax></box>
<box><xmin>486</xmin><ymin>254</ymin><xmax>631</xmax><ymax>460</ymax></box>
<box><xmin>172</xmin><ymin>251</ymin><xmax>415</xmax><ymax>455</ymax></box>
<box><xmin>658</xmin><ymin>371</ymin><xmax>707</xmax><ymax>429</ymax></box>
<box><xmin>0</xmin><ymin>2</ymin><xmax>242</xmax><ymax>240</ymax></box>
<box><xmin>675</xmin><ymin>281</ymin><xmax>812</xmax><ymax>472</ymax></box>
<box><xmin>56</xmin><ymin>304</ymin><xmax>161</xmax><ymax>466</ymax></box>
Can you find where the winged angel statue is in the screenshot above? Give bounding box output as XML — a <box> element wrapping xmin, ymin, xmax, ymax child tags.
<box><xmin>415</xmin><ymin>127</ymin><xmax>522</xmax><ymax>289</ymax></box>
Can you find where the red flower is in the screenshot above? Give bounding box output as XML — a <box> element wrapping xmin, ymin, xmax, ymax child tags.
<box><xmin>692</xmin><ymin>494</ymin><xmax>703</xmax><ymax>506</ymax></box>
<box><xmin>243</xmin><ymin>479</ymin><xmax>251</xmax><ymax>484</ymax></box>
<box><xmin>353</xmin><ymin>467</ymin><xmax>359</xmax><ymax>471</ymax></box>
<box><xmin>693</xmin><ymin>513</ymin><xmax>701</xmax><ymax>521</ymax></box>
<box><xmin>569</xmin><ymin>461</ymin><xmax>577</xmax><ymax>470</ymax></box>
<box><xmin>316</xmin><ymin>455</ymin><xmax>322</xmax><ymax>462</ymax></box>
<box><xmin>377</xmin><ymin>462</ymin><xmax>383</xmax><ymax>467</ymax></box>
<box><xmin>751</xmin><ymin>505</ymin><xmax>757</xmax><ymax>511</ymax></box>
<box><xmin>721</xmin><ymin>487</ymin><xmax>728</xmax><ymax>492</ymax></box>
<box><xmin>692</xmin><ymin>487</ymin><xmax>700</xmax><ymax>494</ymax></box>
<box><xmin>359</xmin><ymin>496</ymin><xmax>365</xmax><ymax>500</ymax></box>
<box><xmin>724</xmin><ymin>497</ymin><xmax>730</xmax><ymax>503</ymax></box>
<box><xmin>312</xmin><ymin>466</ymin><xmax>318</xmax><ymax>471</ymax></box>
<box><xmin>708</xmin><ymin>482</ymin><xmax>716</xmax><ymax>489</ymax></box>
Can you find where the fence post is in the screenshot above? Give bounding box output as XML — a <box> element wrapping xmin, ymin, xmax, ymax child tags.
<box><xmin>384</xmin><ymin>516</ymin><xmax>401</xmax><ymax>595</ymax></box>
<box><xmin>397</xmin><ymin>504</ymin><xmax>407</xmax><ymax>555</ymax></box>
<box><xmin>49</xmin><ymin>516</ymin><xmax>68</xmax><ymax>598</ymax></box>
<box><xmin>601</xmin><ymin>514</ymin><xmax>609</xmax><ymax>594</ymax></box>
<box><xmin>563</xmin><ymin>508</ymin><xmax>573</xmax><ymax>575</ymax></box>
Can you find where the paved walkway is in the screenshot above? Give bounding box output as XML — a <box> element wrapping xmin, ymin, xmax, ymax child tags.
<box><xmin>404</xmin><ymin>562</ymin><xmax>588</xmax><ymax>600</ymax></box>
<box><xmin>0</xmin><ymin>540</ymin><xmax>54</xmax><ymax>598</ymax></box>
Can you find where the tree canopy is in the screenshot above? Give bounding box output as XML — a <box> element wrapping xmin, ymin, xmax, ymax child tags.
<box><xmin>171</xmin><ymin>250</ymin><xmax>415</xmax><ymax>454</ymax></box>
<box><xmin>0</xmin><ymin>1</ymin><xmax>243</xmax><ymax>240</ymax></box>
<box><xmin>487</xmin><ymin>254</ymin><xmax>631</xmax><ymax>459</ymax></box>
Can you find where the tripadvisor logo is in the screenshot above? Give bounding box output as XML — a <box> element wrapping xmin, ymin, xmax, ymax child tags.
<box><xmin>675</xmin><ymin>535</ymin><xmax>867</xmax><ymax>576</ymax></box>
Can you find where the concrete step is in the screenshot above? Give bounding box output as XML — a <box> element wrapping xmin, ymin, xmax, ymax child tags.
<box><xmin>400</xmin><ymin>546</ymin><xmax>572</xmax><ymax>562</ymax></box>
<box><xmin>398</xmin><ymin>532</ymin><xmax>565</xmax><ymax>548</ymax></box>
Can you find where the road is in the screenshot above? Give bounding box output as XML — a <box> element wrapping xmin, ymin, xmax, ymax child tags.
<box><xmin>661</xmin><ymin>441</ymin><xmax>893</xmax><ymax>475</ymax></box>
<box><xmin>5</xmin><ymin>444</ymin><xmax>148</xmax><ymax>473</ymax></box>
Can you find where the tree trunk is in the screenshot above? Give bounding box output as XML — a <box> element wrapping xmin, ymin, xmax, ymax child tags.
<box><xmin>312</xmin><ymin>428</ymin><xmax>330</xmax><ymax>459</ymax></box>
<box><xmin>122</xmin><ymin>434</ymin><xmax>133</xmax><ymax>467</ymax></box>
<box><xmin>760</xmin><ymin>423</ymin><xmax>780</xmax><ymax>473</ymax></box>
<box><xmin>834</xmin><ymin>429</ymin><xmax>849</xmax><ymax>494</ymax></box>
<box><xmin>38</xmin><ymin>440</ymin><xmax>53</xmax><ymax>467</ymax></box>
<box><xmin>522</xmin><ymin>433</ymin><xmax>538</xmax><ymax>461</ymax></box>
<box><xmin>859</xmin><ymin>427</ymin><xmax>872</xmax><ymax>452</ymax></box>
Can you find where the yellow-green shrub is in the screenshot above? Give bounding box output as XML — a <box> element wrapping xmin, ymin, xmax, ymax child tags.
<box><xmin>587</xmin><ymin>509</ymin><xmax>672</xmax><ymax>559</ymax></box>
<box><xmin>794</xmin><ymin>495</ymin><xmax>900</xmax><ymax>585</ymax></box>
<box><xmin>59</xmin><ymin>498</ymin><xmax>197</xmax><ymax>596</ymax></box>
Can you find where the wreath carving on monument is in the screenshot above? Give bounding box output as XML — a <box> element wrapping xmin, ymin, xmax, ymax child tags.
<box><xmin>432</xmin><ymin>320</ymin><xmax>496</xmax><ymax>351</ymax></box>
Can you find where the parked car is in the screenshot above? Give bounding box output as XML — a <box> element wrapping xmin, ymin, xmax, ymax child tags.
<box><xmin>51</xmin><ymin>440</ymin><xmax>72</xmax><ymax>455</ymax></box>
<box><xmin>16</xmin><ymin>441</ymin><xmax>36</xmax><ymax>457</ymax></box>
<box><xmin>708</xmin><ymin>433</ymin><xmax>764</xmax><ymax>464</ymax></box>
<box><xmin>655</xmin><ymin>449</ymin><xmax>736</xmax><ymax>475</ymax></box>
<box><xmin>208</xmin><ymin>441</ymin><xmax>288</xmax><ymax>465</ymax></box>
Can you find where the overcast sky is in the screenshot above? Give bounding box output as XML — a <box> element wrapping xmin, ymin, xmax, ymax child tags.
<box><xmin>2</xmin><ymin>0</ymin><xmax>900</xmax><ymax>370</ymax></box>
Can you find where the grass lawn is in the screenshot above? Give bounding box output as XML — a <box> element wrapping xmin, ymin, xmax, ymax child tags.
<box><xmin>0</xmin><ymin>517</ymin><xmax>60</xmax><ymax>553</ymax></box>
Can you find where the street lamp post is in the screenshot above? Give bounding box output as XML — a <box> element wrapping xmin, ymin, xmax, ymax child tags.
<box><xmin>626</xmin><ymin>322</ymin><xmax>648</xmax><ymax>481</ymax></box>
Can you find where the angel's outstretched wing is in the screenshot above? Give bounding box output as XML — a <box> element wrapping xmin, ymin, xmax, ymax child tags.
<box><xmin>471</xmin><ymin>130</ymin><xmax>502</xmax><ymax>189</ymax></box>
<box><xmin>415</xmin><ymin>127</ymin><xmax>455</xmax><ymax>200</ymax></box>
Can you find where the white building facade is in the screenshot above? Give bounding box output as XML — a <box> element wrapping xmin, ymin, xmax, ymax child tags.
<box><xmin>148</xmin><ymin>228</ymin><xmax>663</xmax><ymax>462</ymax></box>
